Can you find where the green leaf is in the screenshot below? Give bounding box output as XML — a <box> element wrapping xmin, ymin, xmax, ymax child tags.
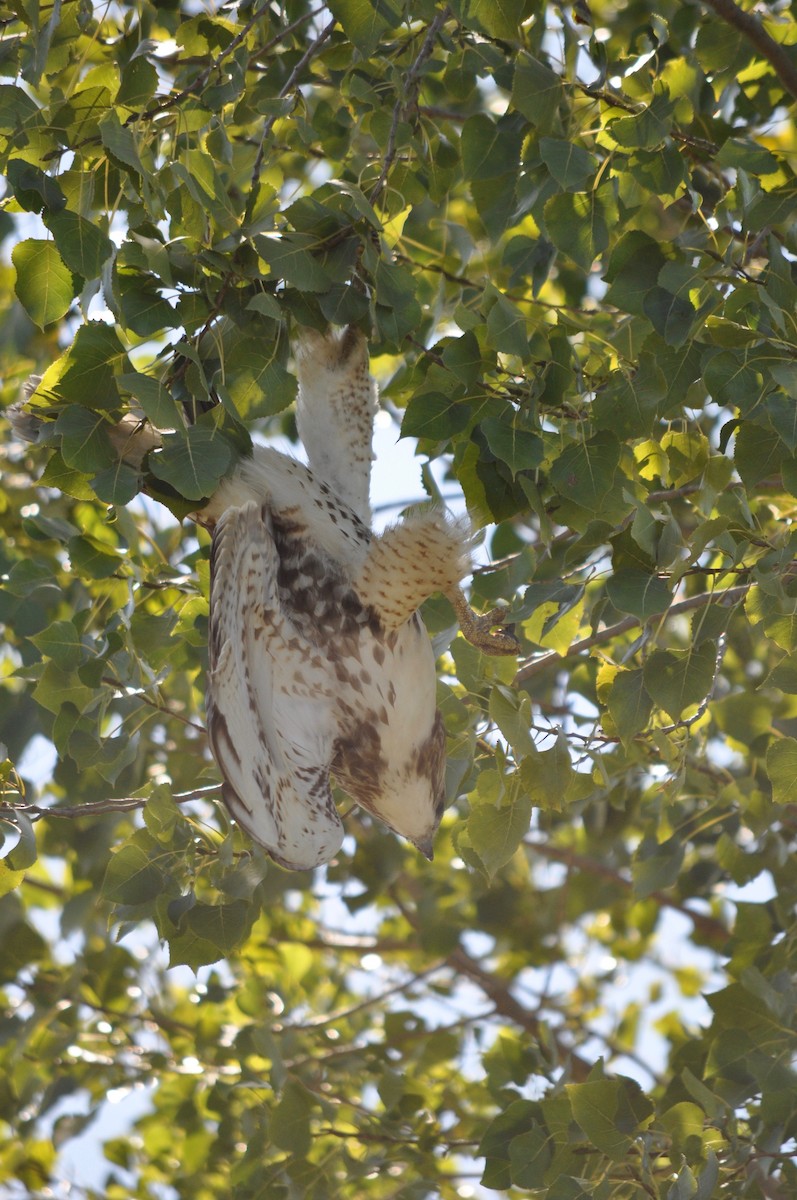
<box><xmin>12</xmin><ymin>239</ymin><xmax>75</xmax><ymax>327</ymax></box>
<box><xmin>643</xmin><ymin>642</ymin><xmax>718</xmax><ymax>721</ymax></box>
<box><xmin>0</xmin><ymin>861</ymin><xmax>25</xmax><ymax>899</ymax></box>
<box><xmin>6</xmin><ymin>159</ymin><xmax>66</xmax><ymax>213</ymax></box>
<box><xmin>481</xmin><ymin>418</ymin><xmax>543</xmax><ymax>476</ymax></box>
<box><xmin>509</xmin><ymin>1125</ymin><xmax>553</xmax><ymax>1187</ymax></box>
<box><xmin>401</xmin><ymin>392</ymin><xmax>471</xmax><ymax>442</ymax></box>
<box><xmin>734</xmin><ymin>422</ymin><xmax>785</xmax><ymax>488</ymax></box>
<box><xmin>31</xmin><ymin>618</ymin><xmax>88</xmax><ymax>670</ymax></box>
<box><xmin>270</xmin><ymin>1081</ymin><xmax>315</xmax><ymax>1155</ymax></box>
<box><xmin>643</xmin><ymin>286</ymin><xmax>695</xmax><ymax>347</ymax></box>
<box><xmin>117</xmin><ymin>55</ymin><xmax>158</xmax><ymax>107</ymax></box>
<box><xmin>99</xmin><ymin>108</ymin><xmax>144</xmax><ymax>174</ymax></box>
<box><xmin>766</xmin><ymin>737</ymin><xmax>797</xmax><ymax>805</ymax></box>
<box><xmin>0</xmin><ymin>82</ymin><xmax>40</xmax><ymax>132</ymax></box>
<box><xmin>606</xmin><ymin>568</ymin><xmax>671</xmax><ymax>619</ymax></box>
<box><xmin>608</xmin><ymin>91</ymin><xmax>676</xmax><ymax>150</ymax></box>
<box><xmin>489</xmin><ymin>686</ymin><xmax>537</xmax><ymax>757</ymax></box>
<box><xmin>37</xmin><ymin>322</ymin><xmax>131</xmax><ymax>410</ymax></box>
<box><xmin>511</xmin><ymin>52</ymin><xmax>563</xmax><ymax>133</ymax></box>
<box><xmin>479</xmin><ymin>1100</ymin><xmax>538</xmax><ymax>1190</ymax></box>
<box><xmin>148</xmin><ymin>427</ymin><xmax>233</xmax><ymax>501</ymax></box>
<box><xmin>114</xmin><ymin>268</ymin><xmax>175</xmax><ymax>336</ymax></box>
<box><xmin>544</xmin><ymin>188</ymin><xmax>616</xmax><ymax>271</ymax></box>
<box><xmin>633</xmin><ymin>834</ymin><xmax>685</xmax><ymax>899</ymax></box>
<box><xmin>67</xmin><ymin>534</ymin><xmax>123</xmax><ymax>579</ymax></box>
<box><xmin>168</xmin><ymin>900</ymin><xmax>251</xmax><ymax>968</ymax></box>
<box><xmin>101</xmin><ymin>835</ymin><xmax>165</xmax><ymax>905</ymax></box>
<box><xmin>44</xmin><ymin>210</ymin><xmax>114</xmax><ymax>278</ymax></box>
<box><xmin>549</xmin><ymin>431</ymin><xmax>621</xmax><ymax>510</ymax></box>
<box><xmin>55</xmin><ymin>406</ymin><xmax>115</xmax><ymax>473</ymax></box>
<box><xmin>91</xmin><ymin>461</ymin><xmax>142</xmax><ymax>505</ymax></box>
<box><xmin>607</xmin><ymin>668</ymin><xmax>653</xmax><ymax>742</ymax></box>
<box><xmin>452</xmin><ymin>0</ymin><xmax>523</xmax><ymax>40</ymax></box>
<box><xmin>519</xmin><ymin>733</ymin><xmax>588</xmax><ymax>813</ymax></box>
<box><xmin>716</xmin><ymin>137</ymin><xmax>779</xmax><ymax>175</ymax></box>
<box><xmin>32</xmin><ymin>662</ymin><xmax>96</xmax><ymax>716</ymax></box>
<box><xmin>661</xmin><ymin>1101</ymin><xmax>707</xmax><ymax>1162</ymax></box>
<box><xmin>118</xmin><ymin>372</ymin><xmax>182</xmax><ymax>427</ymax></box>
<box><xmin>467</xmin><ymin>785</ymin><xmax>532</xmax><ymax>881</ymax></box>
<box><xmin>38</xmin><ymin>451</ymin><xmax>95</xmax><ymax>500</ymax></box>
<box><xmin>567</xmin><ymin>1077</ymin><xmax>653</xmax><ymax>1160</ymax></box>
<box><xmin>485</xmin><ymin>292</ymin><xmax>529</xmax><ymax>357</ymax></box>
<box><xmin>4</xmin><ymin>809</ymin><xmax>37</xmax><ymax>872</ymax></box>
<box><xmin>605</xmin><ymin>231</ymin><xmax>669</xmax><ymax>316</ymax></box>
<box><xmin>326</xmin><ymin>0</ymin><xmax>401</xmax><ymax>55</ymax></box>
<box><xmin>540</xmin><ymin>137</ymin><xmax>597</xmax><ymax>189</ymax></box>
<box><xmin>256</xmin><ymin>233</ymin><xmax>332</xmax><ymax>292</ymax></box>
<box><xmin>461</xmin><ymin>113</ymin><xmax>522</xmax><ymax>182</ymax></box>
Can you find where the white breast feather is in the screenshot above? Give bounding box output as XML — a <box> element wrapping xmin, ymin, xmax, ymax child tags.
<box><xmin>202</xmin><ymin>327</ymin><xmax>470</xmax><ymax>869</ymax></box>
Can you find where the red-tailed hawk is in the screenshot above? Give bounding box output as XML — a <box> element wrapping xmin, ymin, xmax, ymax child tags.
<box><xmin>11</xmin><ymin>327</ymin><xmax>517</xmax><ymax>869</ymax></box>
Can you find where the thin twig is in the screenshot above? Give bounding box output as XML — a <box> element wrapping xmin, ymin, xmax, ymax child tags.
<box><xmin>526</xmin><ymin>840</ymin><xmax>729</xmax><ymax>944</ymax></box>
<box><xmin>369</xmin><ymin>7</ymin><xmax>451</xmax><ymax>205</ymax></box>
<box><xmin>513</xmin><ymin>584</ymin><xmax>749</xmax><ymax>687</ymax></box>
<box><xmin>699</xmin><ymin>0</ymin><xmax>797</xmax><ymax>99</ymax></box>
<box><xmin>0</xmin><ymin>784</ymin><xmax>221</xmax><ymax>821</ymax></box>
<box><xmin>244</xmin><ymin>17</ymin><xmax>336</xmax><ymax>223</ymax></box>
<box><xmin>132</xmin><ymin>0</ymin><xmax>272</xmax><ymax>124</ymax></box>
<box><xmin>101</xmin><ymin>676</ymin><xmax>206</xmax><ymax>732</ymax></box>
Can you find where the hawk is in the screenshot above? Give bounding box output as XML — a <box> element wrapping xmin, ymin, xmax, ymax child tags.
<box><xmin>11</xmin><ymin>327</ymin><xmax>517</xmax><ymax>870</ymax></box>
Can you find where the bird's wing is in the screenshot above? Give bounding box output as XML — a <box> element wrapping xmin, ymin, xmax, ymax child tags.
<box><xmin>294</xmin><ymin>326</ymin><xmax>376</xmax><ymax>524</ymax></box>
<box><xmin>206</xmin><ymin>502</ymin><xmax>344</xmax><ymax>870</ymax></box>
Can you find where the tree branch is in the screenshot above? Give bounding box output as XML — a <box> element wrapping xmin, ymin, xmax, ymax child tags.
<box><xmin>699</xmin><ymin>0</ymin><xmax>797</xmax><ymax>100</ymax></box>
<box><xmin>526</xmin><ymin>840</ymin><xmax>729</xmax><ymax>945</ymax></box>
<box><xmin>0</xmin><ymin>785</ymin><xmax>221</xmax><ymax>821</ymax></box>
<box><xmin>513</xmin><ymin>584</ymin><xmax>749</xmax><ymax>687</ymax></box>
<box><xmin>444</xmin><ymin>944</ymin><xmax>592</xmax><ymax>1082</ymax></box>
<box><xmin>244</xmin><ymin>16</ymin><xmax>336</xmax><ymax>223</ymax></box>
<box><xmin>369</xmin><ymin>7</ymin><xmax>451</xmax><ymax>205</ymax></box>
<box><xmin>388</xmin><ymin>886</ymin><xmax>592</xmax><ymax>1081</ymax></box>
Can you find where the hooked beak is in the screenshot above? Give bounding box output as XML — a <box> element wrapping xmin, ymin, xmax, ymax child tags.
<box><xmin>413</xmin><ymin>834</ymin><xmax>435</xmax><ymax>861</ymax></box>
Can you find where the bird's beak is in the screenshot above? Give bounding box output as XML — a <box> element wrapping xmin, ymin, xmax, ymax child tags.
<box><xmin>414</xmin><ymin>834</ymin><xmax>434</xmax><ymax>861</ymax></box>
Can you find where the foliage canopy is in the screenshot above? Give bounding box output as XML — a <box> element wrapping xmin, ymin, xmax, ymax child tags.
<box><xmin>1</xmin><ymin>0</ymin><xmax>797</xmax><ymax>1196</ymax></box>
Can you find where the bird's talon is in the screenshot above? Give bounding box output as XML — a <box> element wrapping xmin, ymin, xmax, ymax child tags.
<box><xmin>447</xmin><ymin>590</ymin><xmax>520</xmax><ymax>656</ymax></box>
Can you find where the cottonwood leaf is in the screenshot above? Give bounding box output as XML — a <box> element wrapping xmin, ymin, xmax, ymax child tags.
<box><xmin>606</xmin><ymin>569</ymin><xmax>671</xmax><ymax>619</ymax></box>
<box><xmin>148</xmin><ymin>427</ymin><xmax>233</xmax><ymax>501</ymax></box>
<box><xmin>766</xmin><ymin>736</ymin><xmax>797</xmax><ymax>805</ymax></box>
<box><xmin>12</xmin><ymin>239</ymin><xmax>75</xmax><ymax>327</ymax></box>
<box><xmin>607</xmin><ymin>668</ymin><xmax>653</xmax><ymax>742</ymax></box>
<box><xmin>55</xmin><ymin>406</ymin><xmax>115</xmax><ymax>473</ymax></box>
<box><xmin>643</xmin><ymin>642</ymin><xmax>717</xmax><ymax>721</ymax></box>
<box><xmin>44</xmin><ymin>210</ymin><xmax>114</xmax><ymax>278</ymax></box>
<box><xmin>270</xmin><ymin>1081</ymin><xmax>315</xmax><ymax>1156</ymax></box>
<box><xmin>567</xmin><ymin>1077</ymin><xmax>653</xmax><ymax>1160</ymax></box>
<box><xmin>102</xmin><ymin>837</ymin><xmax>165</xmax><ymax>906</ymax></box>
<box><xmin>467</xmin><ymin>787</ymin><xmax>532</xmax><ymax>881</ymax></box>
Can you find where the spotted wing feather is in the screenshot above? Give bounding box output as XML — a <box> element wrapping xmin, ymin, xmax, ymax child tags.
<box><xmin>207</xmin><ymin>502</ymin><xmax>344</xmax><ymax>870</ymax></box>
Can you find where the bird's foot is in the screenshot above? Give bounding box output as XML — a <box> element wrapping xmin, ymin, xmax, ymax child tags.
<box><xmin>448</xmin><ymin>589</ymin><xmax>520</xmax><ymax>656</ymax></box>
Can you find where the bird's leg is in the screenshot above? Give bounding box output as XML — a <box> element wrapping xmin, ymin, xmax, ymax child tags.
<box><xmin>447</xmin><ymin>587</ymin><xmax>520</xmax><ymax>656</ymax></box>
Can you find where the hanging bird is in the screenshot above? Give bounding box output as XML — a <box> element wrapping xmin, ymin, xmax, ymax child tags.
<box><xmin>10</xmin><ymin>326</ymin><xmax>518</xmax><ymax>869</ymax></box>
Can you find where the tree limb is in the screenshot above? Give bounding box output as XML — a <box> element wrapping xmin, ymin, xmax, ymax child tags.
<box><xmin>0</xmin><ymin>785</ymin><xmax>221</xmax><ymax>821</ymax></box>
<box><xmin>513</xmin><ymin>583</ymin><xmax>749</xmax><ymax>687</ymax></box>
<box><xmin>526</xmin><ymin>840</ymin><xmax>729</xmax><ymax>945</ymax></box>
<box><xmin>369</xmin><ymin>7</ymin><xmax>451</xmax><ymax>205</ymax></box>
<box><xmin>699</xmin><ymin>0</ymin><xmax>797</xmax><ymax>100</ymax></box>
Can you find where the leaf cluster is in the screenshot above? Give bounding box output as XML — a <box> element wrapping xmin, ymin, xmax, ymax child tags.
<box><xmin>1</xmin><ymin>0</ymin><xmax>797</xmax><ymax>1197</ymax></box>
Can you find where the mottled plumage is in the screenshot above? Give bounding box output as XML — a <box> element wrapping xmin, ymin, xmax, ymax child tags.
<box><xmin>202</xmin><ymin>328</ymin><xmax>470</xmax><ymax>868</ymax></box>
<box><xmin>11</xmin><ymin>326</ymin><xmax>517</xmax><ymax>870</ymax></box>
